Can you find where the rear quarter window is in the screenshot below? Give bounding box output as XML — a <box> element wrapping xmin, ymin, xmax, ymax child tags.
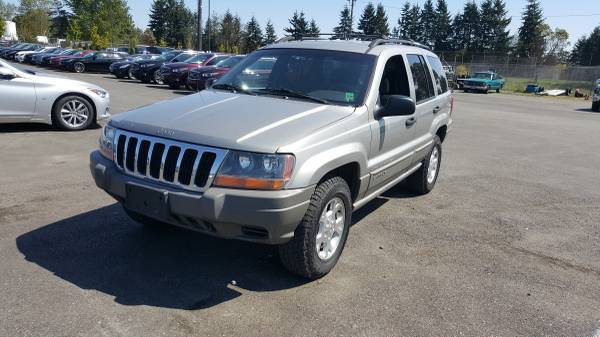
<box><xmin>427</xmin><ymin>56</ymin><xmax>449</xmax><ymax>94</ymax></box>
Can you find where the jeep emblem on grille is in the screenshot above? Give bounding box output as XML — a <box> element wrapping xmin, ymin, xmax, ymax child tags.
<box><xmin>156</xmin><ymin>128</ymin><xmax>175</xmax><ymax>137</ymax></box>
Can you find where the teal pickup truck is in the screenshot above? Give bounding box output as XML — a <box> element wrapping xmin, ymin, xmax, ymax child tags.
<box><xmin>462</xmin><ymin>71</ymin><xmax>505</xmax><ymax>94</ymax></box>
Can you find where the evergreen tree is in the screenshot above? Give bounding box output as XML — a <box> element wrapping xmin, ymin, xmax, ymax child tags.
<box><xmin>264</xmin><ymin>20</ymin><xmax>277</xmax><ymax>44</ymax></box>
<box><xmin>452</xmin><ymin>1</ymin><xmax>480</xmax><ymax>52</ymax></box>
<box><xmin>50</xmin><ymin>0</ymin><xmax>70</xmax><ymax>38</ymax></box>
<box><xmin>406</xmin><ymin>4</ymin><xmax>421</xmax><ymax>41</ymax></box>
<box><xmin>333</xmin><ymin>5</ymin><xmax>352</xmax><ymax>35</ymax></box>
<box><xmin>358</xmin><ymin>2</ymin><xmax>376</xmax><ymax>35</ymax></box>
<box><xmin>433</xmin><ymin>0</ymin><xmax>452</xmax><ymax>51</ymax></box>
<box><xmin>491</xmin><ymin>0</ymin><xmax>512</xmax><ymax>52</ymax></box>
<box><xmin>479</xmin><ymin>0</ymin><xmax>495</xmax><ymax>51</ymax></box>
<box><xmin>569</xmin><ymin>26</ymin><xmax>600</xmax><ymax>66</ymax></box>
<box><xmin>397</xmin><ymin>2</ymin><xmax>411</xmax><ymax>39</ymax></box>
<box><xmin>374</xmin><ymin>3</ymin><xmax>389</xmax><ymax>36</ymax></box>
<box><xmin>243</xmin><ymin>16</ymin><xmax>263</xmax><ymax>53</ymax></box>
<box><xmin>202</xmin><ymin>13</ymin><xmax>220</xmax><ymax>51</ymax></box>
<box><xmin>284</xmin><ymin>11</ymin><xmax>309</xmax><ymax>37</ymax></box>
<box><xmin>139</xmin><ymin>28</ymin><xmax>157</xmax><ymax>45</ymax></box>
<box><xmin>419</xmin><ymin>0</ymin><xmax>436</xmax><ymax>46</ymax></box>
<box><xmin>517</xmin><ymin>0</ymin><xmax>545</xmax><ymax>58</ymax></box>
<box><xmin>148</xmin><ymin>0</ymin><xmax>168</xmax><ymax>44</ymax></box>
<box><xmin>308</xmin><ymin>19</ymin><xmax>320</xmax><ymax>36</ymax></box>
<box><xmin>220</xmin><ymin>10</ymin><xmax>242</xmax><ymax>53</ymax></box>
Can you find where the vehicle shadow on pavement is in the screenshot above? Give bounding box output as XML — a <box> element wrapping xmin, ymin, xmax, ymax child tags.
<box><xmin>16</xmin><ymin>203</ymin><xmax>309</xmax><ymax>310</ymax></box>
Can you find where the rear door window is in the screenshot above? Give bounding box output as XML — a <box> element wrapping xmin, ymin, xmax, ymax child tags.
<box><xmin>407</xmin><ymin>54</ymin><xmax>435</xmax><ymax>103</ymax></box>
<box><xmin>426</xmin><ymin>56</ymin><xmax>449</xmax><ymax>94</ymax></box>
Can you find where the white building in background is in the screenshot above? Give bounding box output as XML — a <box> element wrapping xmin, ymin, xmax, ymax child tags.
<box><xmin>2</xmin><ymin>21</ymin><xmax>18</xmax><ymax>41</ymax></box>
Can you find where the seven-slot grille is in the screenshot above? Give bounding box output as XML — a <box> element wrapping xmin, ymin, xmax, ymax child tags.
<box><xmin>113</xmin><ymin>130</ymin><xmax>227</xmax><ymax>192</ymax></box>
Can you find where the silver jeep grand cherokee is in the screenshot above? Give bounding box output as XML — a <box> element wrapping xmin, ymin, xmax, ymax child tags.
<box><xmin>90</xmin><ymin>37</ymin><xmax>453</xmax><ymax>279</ymax></box>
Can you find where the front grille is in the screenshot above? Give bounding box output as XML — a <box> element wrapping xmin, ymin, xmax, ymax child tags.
<box><xmin>114</xmin><ymin>130</ymin><xmax>227</xmax><ymax>192</ymax></box>
<box><xmin>188</xmin><ymin>72</ymin><xmax>199</xmax><ymax>80</ymax></box>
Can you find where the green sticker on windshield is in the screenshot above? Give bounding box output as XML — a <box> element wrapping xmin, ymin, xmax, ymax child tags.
<box><xmin>345</xmin><ymin>92</ymin><xmax>355</xmax><ymax>102</ymax></box>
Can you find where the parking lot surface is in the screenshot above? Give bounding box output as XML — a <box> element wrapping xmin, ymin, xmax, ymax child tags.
<box><xmin>1</xmin><ymin>66</ymin><xmax>599</xmax><ymax>337</ymax></box>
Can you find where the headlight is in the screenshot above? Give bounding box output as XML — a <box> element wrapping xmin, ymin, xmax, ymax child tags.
<box><xmin>119</xmin><ymin>64</ymin><xmax>129</xmax><ymax>69</ymax></box>
<box><xmin>214</xmin><ymin>151</ymin><xmax>295</xmax><ymax>190</ymax></box>
<box><xmin>172</xmin><ymin>68</ymin><xmax>179</xmax><ymax>72</ymax></box>
<box><xmin>88</xmin><ymin>88</ymin><xmax>108</xmax><ymax>98</ymax></box>
<box><xmin>99</xmin><ymin>124</ymin><xmax>116</xmax><ymax>160</ymax></box>
<box><xmin>202</xmin><ymin>72</ymin><xmax>219</xmax><ymax>78</ymax></box>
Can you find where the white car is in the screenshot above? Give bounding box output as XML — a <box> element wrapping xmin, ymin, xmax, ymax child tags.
<box><xmin>15</xmin><ymin>47</ymin><xmax>50</xmax><ymax>63</ymax></box>
<box><xmin>0</xmin><ymin>59</ymin><xmax>110</xmax><ymax>130</ymax></box>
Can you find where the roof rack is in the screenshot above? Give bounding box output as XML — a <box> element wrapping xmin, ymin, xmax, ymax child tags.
<box><xmin>274</xmin><ymin>34</ymin><xmax>432</xmax><ymax>52</ymax></box>
<box><xmin>367</xmin><ymin>38</ymin><xmax>432</xmax><ymax>52</ymax></box>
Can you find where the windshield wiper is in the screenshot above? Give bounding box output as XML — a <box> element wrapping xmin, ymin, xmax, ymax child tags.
<box><xmin>257</xmin><ymin>88</ymin><xmax>329</xmax><ymax>104</ymax></box>
<box><xmin>212</xmin><ymin>83</ymin><xmax>256</xmax><ymax>95</ymax></box>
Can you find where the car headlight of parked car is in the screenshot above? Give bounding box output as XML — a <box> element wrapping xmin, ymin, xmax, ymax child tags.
<box><xmin>119</xmin><ymin>64</ymin><xmax>129</xmax><ymax>69</ymax></box>
<box><xmin>88</xmin><ymin>88</ymin><xmax>108</xmax><ymax>98</ymax></box>
<box><xmin>214</xmin><ymin>151</ymin><xmax>295</xmax><ymax>190</ymax></box>
<box><xmin>202</xmin><ymin>72</ymin><xmax>219</xmax><ymax>78</ymax></box>
<box><xmin>99</xmin><ymin>124</ymin><xmax>116</xmax><ymax>160</ymax></box>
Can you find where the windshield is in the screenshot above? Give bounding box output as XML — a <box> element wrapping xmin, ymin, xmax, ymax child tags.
<box><xmin>184</xmin><ymin>53</ymin><xmax>211</xmax><ymax>64</ymax></box>
<box><xmin>215</xmin><ymin>49</ymin><xmax>376</xmax><ymax>106</ymax></box>
<box><xmin>216</xmin><ymin>56</ymin><xmax>244</xmax><ymax>68</ymax></box>
<box><xmin>171</xmin><ymin>53</ymin><xmax>193</xmax><ymax>62</ymax></box>
<box><xmin>473</xmin><ymin>73</ymin><xmax>493</xmax><ymax>79</ymax></box>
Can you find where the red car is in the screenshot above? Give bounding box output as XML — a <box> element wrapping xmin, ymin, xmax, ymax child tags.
<box><xmin>159</xmin><ymin>53</ymin><xmax>231</xmax><ymax>89</ymax></box>
<box><xmin>186</xmin><ymin>55</ymin><xmax>245</xmax><ymax>90</ymax></box>
<box><xmin>50</xmin><ymin>50</ymin><xmax>93</xmax><ymax>68</ymax></box>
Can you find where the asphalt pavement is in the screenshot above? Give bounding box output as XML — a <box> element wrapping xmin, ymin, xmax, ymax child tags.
<box><xmin>1</xmin><ymin>64</ymin><xmax>599</xmax><ymax>337</ymax></box>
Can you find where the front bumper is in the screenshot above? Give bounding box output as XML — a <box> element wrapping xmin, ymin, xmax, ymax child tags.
<box><xmin>89</xmin><ymin>151</ymin><xmax>313</xmax><ymax>244</ymax></box>
<box><xmin>161</xmin><ymin>71</ymin><xmax>187</xmax><ymax>85</ymax></box>
<box><xmin>187</xmin><ymin>77</ymin><xmax>209</xmax><ymax>90</ymax></box>
<box><xmin>110</xmin><ymin>66</ymin><xmax>130</xmax><ymax>77</ymax></box>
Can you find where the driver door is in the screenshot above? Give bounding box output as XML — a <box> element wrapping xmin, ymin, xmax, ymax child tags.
<box><xmin>0</xmin><ymin>67</ymin><xmax>36</xmax><ymax>119</ymax></box>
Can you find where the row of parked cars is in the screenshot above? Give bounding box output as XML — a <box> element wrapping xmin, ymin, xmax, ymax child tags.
<box><xmin>1</xmin><ymin>42</ymin><xmax>246</xmax><ymax>92</ymax></box>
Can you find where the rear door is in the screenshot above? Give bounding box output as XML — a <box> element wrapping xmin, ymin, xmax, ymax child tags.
<box><xmin>0</xmin><ymin>66</ymin><xmax>36</xmax><ymax>119</ymax></box>
<box><xmin>407</xmin><ymin>54</ymin><xmax>438</xmax><ymax>162</ymax></box>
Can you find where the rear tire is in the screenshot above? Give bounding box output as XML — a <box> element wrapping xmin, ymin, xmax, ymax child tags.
<box><xmin>279</xmin><ymin>177</ymin><xmax>352</xmax><ymax>280</ymax></box>
<box><xmin>73</xmin><ymin>62</ymin><xmax>85</xmax><ymax>73</ymax></box>
<box><xmin>168</xmin><ymin>82</ymin><xmax>181</xmax><ymax>90</ymax></box>
<box><xmin>406</xmin><ymin>135</ymin><xmax>442</xmax><ymax>195</ymax></box>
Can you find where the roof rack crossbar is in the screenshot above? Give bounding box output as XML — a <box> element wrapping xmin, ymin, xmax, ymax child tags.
<box><xmin>273</xmin><ymin>34</ymin><xmax>432</xmax><ymax>52</ymax></box>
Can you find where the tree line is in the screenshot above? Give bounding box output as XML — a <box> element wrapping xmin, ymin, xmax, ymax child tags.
<box><xmin>1</xmin><ymin>0</ymin><xmax>599</xmax><ymax>66</ymax></box>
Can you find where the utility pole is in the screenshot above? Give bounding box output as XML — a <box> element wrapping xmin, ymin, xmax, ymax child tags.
<box><xmin>197</xmin><ymin>0</ymin><xmax>203</xmax><ymax>51</ymax></box>
<box><xmin>207</xmin><ymin>0</ymin><xmax>211</xmax><ymax>51</ymax></box>
<box><xmin>348</xmin><ymin>0</ymin><xmax>356</xmax><ymax>34</ymax></box>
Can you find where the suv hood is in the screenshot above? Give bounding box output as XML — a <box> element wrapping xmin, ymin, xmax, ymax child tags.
<box><xmin>110</xmin><ymin>90</ymin><xmax>354</xmax><ymax>153</ymax></box>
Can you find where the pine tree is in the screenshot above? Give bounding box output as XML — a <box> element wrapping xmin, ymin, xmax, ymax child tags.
<box><xmin>358</xmin><ymin>2</ymin><xmax>376</xmax><ymax>35</ymax></box>
<box><xmin>517</xmin><ymin>0</ymin><xmax>545</xmax><ymax>58</ymax></box>
<box><xmin>308</xmin><ymin>19</ymin><xmax>320</xmax><ymax>36</ymax></box>
<box><xmin>50</xmin><ymin>0</ymin><xmax>70</xmax><ymax>38</ymax></box>
<box><xmin>220</xmin><ymin>10</ymin><xmax>242</xmax><ymax>53</ymax></box>
<box><xmin>284</xmin><ymin>11</ymin><xmax>309</xmax><ymax>37</ymax></box>
<box><xmin>491</xmin><ymin>0</ymin><xmax>511</xmax><ymax>52</ymax></box>
<box><xmin>202</xmin><ymin>13</ymin><xmax>220</xmax><ymax>51</ymax></box>
<box><xmin>406</xmin><ymin>4</ymin><xmax>421</xmax><ymax>41</ymax></box>
<box><xmin>264</xmin><ymin>20</ymin><xmax>277</xmax><ymax>44</ymax></box>
<box><xmin>419</xmin><ymin>0</ymin><xmax>436</xmax><ymax>46</ymax></box>
<box><xmin>243</xmin><ymin>16</ymin><xmax>263</xmax><ymax>53</ymax></box>
<box><xmin>569</xmin><ymin>26</ymin><xmax>600</xmax><ymax>66</ymax></box>
<box><xmin>452</xmin><ymin>1</ymin><xmax>480</xmax><ymax>52</ymax></box>
<box><xmin>148</xmin><ymin>0</ymin><xmax>168</xmax><ymax>44</ymax></box>
<box><xmin>374</xmin><ymin>3</ymin><xmax>389</xmax><ymax>36</ymax></box>
<box><xmin>334</xmin><ymin>5</ymin><xmax>352</xmax><ymax>35</ymax></box>
<box><xmin>479</xmin><ymin>0</ymin><xmax>495</xmax><ymax>51</ymax></box>
<box><xmin>433</xmin><ymin>0</ymin><xmax>452</xmax><ymax>51</ymax></box>
<box><xmin>397</xmin><ymin>2</ymin><xmax>411</xmax><ymax>39</ymax></box>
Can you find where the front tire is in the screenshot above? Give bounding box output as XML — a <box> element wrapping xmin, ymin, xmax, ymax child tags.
<box><xmin>407</xmin><ymin>135</ymin><xmax>442</xmax><ymax>195</ymax></box>
<box><xmin>52</xmin><ymin>95</ymin><xmax>95</xmax><ymax>131</ymax></box>
<box><xmin>279</xmin><ymin>177</ymin><xmax>352</xmax><ymax>279</ymax></box>
<box><xmin>153</xmin><ymin>70</ymin><xmax>163</xmax><ymax>85</ymax></box>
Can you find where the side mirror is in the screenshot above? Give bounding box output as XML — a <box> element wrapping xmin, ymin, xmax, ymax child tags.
<box><xmin>378</xmin><ymin>95</ymin><xmax>415</xmax><ymax>118</ymax></box>
<box><xmin>0</xmin><ymin>68</ymin><xmax>16</xmax><ymax>80</ymax></box>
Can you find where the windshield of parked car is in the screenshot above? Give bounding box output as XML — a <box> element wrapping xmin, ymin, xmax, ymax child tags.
<box><xmin>216</xmin><ymin>56</ymin><xmax>244</xmax><ymax>68</ymax></box>
<box><xmin>473</xmin><ymin>73</ymin><xmax>493</xmax><ymax>79</ymax></box>
<box><xmin>169</xmin><ymin>53</ymin><xmax>194</xmax><ymax>62</ymax></box>
<box><xmin>214</xmin><ymin>49</ymin><xmax>376</xmax><ymax>106</ymax></box>
<box><xmin>184</xmin><ymin>53</ymin><xmax>211</xmax><ymax>64</ymax></box>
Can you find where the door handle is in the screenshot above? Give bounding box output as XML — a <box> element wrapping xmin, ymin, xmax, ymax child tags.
<box><xmin>433</xmin><ymin>106</ymin><xmax>441</xmax><ymax>114</ymax></box>
<box><xmin>406</xmin><ymin>117</ymin><xmax>417</xmax><ymax>127</ymax></box>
